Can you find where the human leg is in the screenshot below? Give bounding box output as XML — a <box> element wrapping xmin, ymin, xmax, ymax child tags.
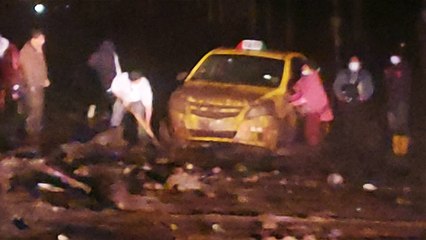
<box><xmin>110</xmin><ymin>99</ymin><xmax>126</xmax><ymax>127</ymax></box>
<box><xmin>304</xmin><ymin>113</ymin><xmax>321</xmax><ymax>146</ymax></box>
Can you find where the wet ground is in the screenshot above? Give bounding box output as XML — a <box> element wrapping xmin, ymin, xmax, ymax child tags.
<box><xmin>0</xmin><ymin>92</ymin><xmax>425</xmax><ymax>240</ymax></box>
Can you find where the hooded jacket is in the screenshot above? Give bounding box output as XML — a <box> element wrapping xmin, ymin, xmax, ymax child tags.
<box><xmin>289</xmin><ymin>71</ymin><xmax>333</xmax><ymax>121</ymax></box>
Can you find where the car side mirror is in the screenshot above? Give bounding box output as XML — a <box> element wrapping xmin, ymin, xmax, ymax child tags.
<box><xmin>176</xmin><ymin>71</ymin><xmax>188</xmax><ymax>82</ymax></box>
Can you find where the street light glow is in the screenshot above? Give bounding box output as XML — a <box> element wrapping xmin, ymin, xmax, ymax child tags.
<box><xmin>34</xmin><ymin>4</ymin><xmax>46</xmax><ymax>14</ymax></box>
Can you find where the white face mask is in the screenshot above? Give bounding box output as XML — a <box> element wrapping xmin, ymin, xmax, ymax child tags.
<box><xmin>301</xmin><ymin>69</ymin><xmax>311</xmax><ymax>76</ymax></box>
<box><xmin>390</xmin><ymin>56</ymin><xmax>401</xmax><ymax>65</ymax></box>
<box><xmin>348</xmin><ymin>62</ymin><xmax>361</xmax><ymax>72</ymax></box>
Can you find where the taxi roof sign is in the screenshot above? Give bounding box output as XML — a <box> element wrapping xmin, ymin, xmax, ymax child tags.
<box><xmin>236</xmin><ymin>40</ymin><xmax>266</xmax><ymax>51</ymax></box>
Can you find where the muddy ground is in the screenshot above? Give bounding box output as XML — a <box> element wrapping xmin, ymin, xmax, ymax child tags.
<box><xmin>0</xmin><ymin>92</ymin><xmax>425</xmax><ymax>240</ymax></box>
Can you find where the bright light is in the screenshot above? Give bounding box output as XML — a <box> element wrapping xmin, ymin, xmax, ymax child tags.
<box><xmin>263</xmin><ymin>74</ymin><xmax>272</xmax><ymax>80</ymax></box>
<box><xmin>34</xmin><ymin>4</ymin><xmax>46</xmax><ymax>14</ymax></box>
<box><xmin>236</xmin><ymin>40</ymin><xmax>266</xmax><ymax>51</ymax></box>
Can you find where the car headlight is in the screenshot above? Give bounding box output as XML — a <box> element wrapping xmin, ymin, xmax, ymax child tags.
<box><xmin>245</xmin><ymin>101</ymin><xmax>275</xmax><ymax>119</ymax></box>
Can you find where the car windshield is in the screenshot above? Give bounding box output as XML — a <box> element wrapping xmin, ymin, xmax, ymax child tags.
<box><xmin>190</xmin><ymin>54</ymin><xmax>284</xmax><ymax>88</ymax></box>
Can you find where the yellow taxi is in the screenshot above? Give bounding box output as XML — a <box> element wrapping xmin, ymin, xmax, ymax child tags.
<box><xmin>167</xmin><ymin>40</ymin><xmax>308</xmax><ymax>152</ymax></box>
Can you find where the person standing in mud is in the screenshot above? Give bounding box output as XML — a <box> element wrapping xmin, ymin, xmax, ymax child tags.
<box><xmin>332</xmin><ymin>56</ymin><xmax>378</xmax><ymax>162</ymax></box>
<box><xmin>289</xmin><ymin>63</ymin><xmax>333</xmax><ymax>146</ymax></box>
<box><xmin>19</xmin><ymin>29</ymin><xmax>50</xmax><ymax>144</ymax></box>
<box><xmin>87</xmin><ymin>40</ymin><xmax>118</xmax><ymax>118</ymax></box>
<box><xmin>109</xmin><ymin>52</ymin><xmax>154</xmax><ymax>140</ymax></box>
<box><xmin>0</xmin><ymin>34</ymin><xmax>20</xmax><ymax>112</ymax></box>
<box><xmin>384</xmin><ymin>54</ymin><xmax>411</xmax><ymax>156</ymax></box>
<box><xmin>88</xmin><ymin>40</ymin><xmax>117</xmax><ymax>92</ymax></box>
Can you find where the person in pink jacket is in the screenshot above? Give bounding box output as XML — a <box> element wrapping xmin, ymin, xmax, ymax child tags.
<box><xmin>0</xmin><ymin>34</ymin><xmax>20</xmax><ymax>112</ymax></box>
<box><xmin>289</xmin><ymin>63</ymin><xmax>333</xmax><ymax>146</ymax></box>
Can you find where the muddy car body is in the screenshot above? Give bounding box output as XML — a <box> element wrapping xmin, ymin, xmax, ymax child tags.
<box><xmin>167</xmin><ymin>40</ymin><xmax>308</xmax><ymax>152</ymax></box>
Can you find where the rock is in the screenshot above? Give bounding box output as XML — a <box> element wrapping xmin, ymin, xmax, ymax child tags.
<box><xmin>212</xmin><ymin>167</ymin><xmax>222</xmax><ymax>174</ymax></box>
<box><xmin>142</xmin><ymin>163</ymin><xmax>152</xmax><ymax>171</ymax></box>
<box><xmin>263</xmin><ymin>237</ymin><xmax>278</xmax><ymax>240</ymax></box>
<box><xmin>110</xmin><ymin>181</ymin><xmax>160</xmax><ymax>211</ymax></box>
<box><xmin>165</xmin><ymin>168</ymin><xmax>202</xmax><ymax>192</ymax></box>
<box><xmin>57</xmin><ymin>234</ymin><xmax>70</xmax><ymax>240</ymax></box>
<box><xmin>170</xmin><ymin>223</ymin><xmax>178</xmax><ymax>231</ymax></box>
<box><xmin>37</xmin><ymin>183</ymin><xmax>65</xmax><ymax>193</ymax></box>
<box><xmin>258</xmin><ymin>214</ymin><xmax>278</xmax><ymax>230</ymax></box>
<box><xmin>328</xmin><ymin>228</ymin><xmax>343</xmax><ymax>239</ymax></box>
<box><xmin>303</xmin><ymin>235</ymin><xmax>317</xmax><ymax>240</ymax></box>
<box><xmin>303</xmin><ymin>180</ymin><xmax>318</xmax><ymax>188</ymax></box>
<box><xmin>327</xmin><ymin>173</ymin><xmax>344</xmax><ymax>186</ymax></box>
<box><xmin>155</xmin><ymin>157</ymin><xmax>170</xmax><ymax>164</ymax></box>
<box><xmin>185</xmin><ymin>162</ymin><xmax>194</xmax><ymax>170</ymax></box>
<box><xmin>235</xmin><ymin>163</ymin><xmax>248</xmax><ymax>173</ymax></box>
<box><xmin>143</xmin><ymin>182</ymin><xmax>164</xmax><ymax>191</ymax></box>
<box><xmin>212</xmin><ymin>223</ymin><xmax>225</xmax><ymax>233</ymax></box>
<box><xmin>60</xmin><ymin>141</ymin><xmax>88</xmax><ymax>162</ymax></box>
<box><xmin>396</xmin><ymin>197</ymin><xmax>412</xmax><ymax>206</ymax></box>
<box><xmin>0</xmin><ymin>157</ymin><xmax>25</xmax><ymax>193</ymax></box>
<box><xmin>362</xmin><ymin>183</ymin><xmax>378</xmax><ymax>192</ymax></box>
<box><xmin>237</xmin><ymin>195</ymin><xmax>249</xmax><ymax>203</ymax></box>
<box><xmin>73</xmin><ymin>165</ymin><xmax>90</xmax><ymax>176</ymax></box>
<box><xmin>243</xmin><ymin>175</ymin><xmax>259</xmax><ymax>183</ymax></box>
<box><xmin>283</xmin><ymin>236</ymin><xmax>297</xmax><ymax>240</ymax></box>
<box><xmin>279</xmin><ymin>178</ymin><xmax>288</xmax><ymax>185</ymax></box>
<box><xmin>91</xmin><ymin>126</ymin><xmax>127</xmax><ymax>148</ymax></box>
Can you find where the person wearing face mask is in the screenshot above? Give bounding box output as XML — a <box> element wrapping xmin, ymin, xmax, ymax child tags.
<box><xmin>19</xmin><ymin>29</ymin><xmax>50</xmax><ymax>145</ymax></box>
<box><xmin>289</xmin><ymin>63</ymin><xmax>333</xmax><ymax>146</ymax></box>
<box><xmin>331</xmin><ymin>56</ymin><xmax>384</xmax><ymax>173</ymax></box>
<box><xmin>384</xmin><ymin>54</ymin><xmax>411</xmax><ymax>156</ymax></box>
<box><xmin>333</xmin><ymin>56</ymin><xmax>374</xmax><ymax>104</ymax></box>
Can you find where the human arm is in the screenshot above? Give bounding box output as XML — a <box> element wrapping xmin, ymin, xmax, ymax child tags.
<box><xmin>357</xmin><ymin>71</ymin><xmax>374</xmax><ymax>101</ymax></box>
<box><xmin>288</xmin><ymin>78</ymin><xmax>307</xmax><ymax>106</ymax></box>
<box><xmin>113</xmin><ymin>52</ymin><xmax>122</xmax><ymax>75</ymax></box>
<box><xmin>333</xmin><ymin>71</ymin><xmax>349</xmax><ymax>102</ymax></box>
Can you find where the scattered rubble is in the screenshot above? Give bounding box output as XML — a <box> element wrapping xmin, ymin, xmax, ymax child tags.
<box><xmin>211</xmin><ymin>223</ymin><xmax>225</xmax><ymax>233</ymax></box>
<box><xmin>165</xmin><ymin>167</ymin><xmax>203</xmax><ymax>192</ymax></box>
<box><xmin>362</xmin><ymin>183</ymin><xmax>378</xmax><ymax>192</ymax></box>
<box><xmin>327</xmin><ymin>173</ymin><xmax>344</xmax><ymax>187</ymax></box>
<box><xmin>57</xmin><ymin>233</ymin><xmax>70</xmax><ymax>240</ymax></box>
<box><xmin>259</xmin><ymin>214</ymin><xmax>279</xmax><ymax>230</ymax></box>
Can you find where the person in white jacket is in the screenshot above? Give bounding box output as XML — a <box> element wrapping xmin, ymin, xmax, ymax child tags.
<box><xmin>109</xmin><ymin>53</ymin><xmax>153</xmax><ymax>138</ymax></box>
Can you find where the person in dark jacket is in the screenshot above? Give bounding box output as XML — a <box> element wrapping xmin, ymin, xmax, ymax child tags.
<box><xmin>331</xmin><ymin>56</ymin><xmax>382</xmax><ymax>170</ymax></box>
<box><xmin>19</xmin><ymin>29</ymin><xmax>50</xmax><ymax>144</ymax></box>
<box><xmin>87</xmin><ymin>40</ymin><xmax>118</xmax><ymax>118</ymax></box>
<box><xmin>333</xmin><ymin>56</ymin><xmax>374</xmax><ymax>104</ymax></box>
<box><xmin>88</xmin><ymin>40</ymin><xmax>117</xmax><ymax>92</ymax></box>
<box><xmin>384</xmin><ymin>54</ymin><xmax>411</xmax><ymax>155</ymax></box>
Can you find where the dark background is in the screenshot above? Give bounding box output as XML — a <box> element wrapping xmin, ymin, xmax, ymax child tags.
<box><xmin>0</xmin><ymin>0</ymin><xmax>424</xmax><ymax>129</ymax></box>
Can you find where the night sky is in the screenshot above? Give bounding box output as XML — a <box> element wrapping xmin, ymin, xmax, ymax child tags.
<box><xmin>0</xmin><ymin>0</ymin><xmax>424</xmax><ymax>121</ymax></box>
